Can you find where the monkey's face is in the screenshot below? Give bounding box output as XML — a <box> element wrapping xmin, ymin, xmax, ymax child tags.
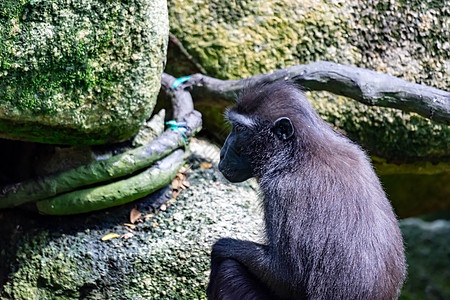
<box><xmin>219</xmin><ymin>120</ymin><xmax>254</xmax><ymax>182</ymax></box>
<box><xmin>219</xmin><ymin>109</ymin><xmax>295</xmax><ymax>182</ymax></box>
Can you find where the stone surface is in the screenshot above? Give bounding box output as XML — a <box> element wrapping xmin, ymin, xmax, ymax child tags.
<box><xmin>400</xmin><ymin>218</ymin><xmax>450</xmax><ymax>300</ymax></box>
<box><xmin>166</xmin><ymin>0</ymin><xmax>450</xmax><ymax>216</ymax></box>
<box><xmin>0</xmin><ymin>139</ymin><xmax>448</xmax><ymax>299</ymax></box>
<box><xmin>166</xmin><ymin>0</ymin><xmax>449</xmax><ymax>162</ymax></box>
<box><xmin>0</xmin><ymin>0</ymin><xmax>169</xmax><ymax>144</ymax></box>
<box><xmin>0</xmin><ymin>139</ymin><xmax>263</xmax><ymax>299</ymax></box>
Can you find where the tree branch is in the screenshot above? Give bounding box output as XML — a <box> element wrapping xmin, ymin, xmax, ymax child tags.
<box><xmin>36</xmin><ymin>149</ymin><xmax>188</xmax><ymax>215</ymax></box>
<box><xmin>177</xmin><ymin>61</ymin><xmax>450</xmax><ymax>125</ymax></box>
<box><xmin>0</xmin><ymin>75</ymin><xmax>202</xmax><ymax>209</ymax></box>
<box><xmin>168</xmin><ymin>33</ymin><xmax>208</xmax><ymax>75</ymax></box>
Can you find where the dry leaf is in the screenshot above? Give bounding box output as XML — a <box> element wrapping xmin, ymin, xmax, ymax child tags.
<box><xmin>180</xmin><ymin>166</ymin><xmax>190</xmax><ymax>173</ymax></box>
<box><xmin>101</xmin><ymin>233</ymin><xmax>120</xmax><ymax>241</ymax></box>
<box><xmin>200</xmin><ymin>162</ymin><xmax>212</xmax><ymax>169</ymax></box>
<box><xmin>124</xmin><ymin>223</ymin><xmax>136</xmax><ymax>229</ymax></box>
<box><xmin>153</xmin><ymin>222</ymin><xmax>159</xmax><ymax>227</ymax></box>
<box><xmin>130</xmin><ymin>207</ymin><xmax>142</xmax><ymax>224</ymax></box>
<box><xmin>144</xmin><ymin>214</ymin><xmax>154</xmax><ymax>219</ymax></box>
<box><xmin>182</xmin><ymin>179</ymin><xmax>190</xmax><ymax>188</ymax></box>
<box><xmin>121</xmin><ymin>232</ymin><xmax>134</xmax><ymax>240</ymax></box>
<box><xmin>173</xmin><ymin>190</ymin><xmax>181</xmax><ymax>198</ymax></box>
<box><xmin>171</xmin><ymin>178</ymin><xmax>180</xmax><ymax>189</ymax></box>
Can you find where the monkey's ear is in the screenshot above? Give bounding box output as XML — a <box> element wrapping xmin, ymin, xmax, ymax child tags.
<box><xmin>274</xmin><ymin>117</ymin><xmax>294</xmax><ymax>140</ymax></box>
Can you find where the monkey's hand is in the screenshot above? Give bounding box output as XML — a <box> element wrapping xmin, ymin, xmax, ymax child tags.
<box><xmin>212</xmin><ymin>238</ymin><xmax>288</xmax><ymax>292</ymax></box>
<box><xmin>212</xmin><ymin>238</ymin><xmax>268</xmax><ymax>264</ymax></box>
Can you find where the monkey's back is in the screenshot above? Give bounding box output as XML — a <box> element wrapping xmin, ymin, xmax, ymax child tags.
<box><xmin>213</xmin><ymin>81</ymin><xmax>406</xmax><ymax>300</ymax></box>
<box><xmin>260</xmin><ymin>144</ymin><xmax>406</xmax><ymax>300</ymax></box>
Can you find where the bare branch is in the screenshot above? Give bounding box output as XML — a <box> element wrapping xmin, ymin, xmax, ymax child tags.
<box><xmin>161</xmin><ymin>73</ymin><xmax>195</xmax><ymax>121</ymax></box>
<box><xmin>168</xmin><ymin>33</ymin><xmax>208</xmax><ymax>75</ymax></box>
<box><xmin>0</xmin><ymin>75</ymin><xmax>202</xmax><ymax>209</ymax></box>
<box><xmin>175</xmin><ymin>61</ymin><xmax>450</xmax><ymax>125</ymax></box>
<box><xmin>36</xmin><ymin>149</ymin><xmax>188</xmax><ymax>215</ymax></box>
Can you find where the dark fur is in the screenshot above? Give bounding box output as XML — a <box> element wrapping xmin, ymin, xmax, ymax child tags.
<box><xmin>208</xmin><ymin>82</ymin><xmax>406</xmax><ymax>300</ymax></box>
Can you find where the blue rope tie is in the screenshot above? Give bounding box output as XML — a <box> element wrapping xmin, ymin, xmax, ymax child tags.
<box><xmin>172</xmin><ymin>76</ymin><xmax>191</xmax><ymax>89</ymax></box>
<box><xmin>166</xmin><ymin>120</ymin><xmax>188</xmax><ymax>142</ymax></box>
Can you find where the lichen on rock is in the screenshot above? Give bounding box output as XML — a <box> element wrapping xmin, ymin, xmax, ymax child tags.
<box><xmin>0</xmin><ymin>139</ymin><xmax>448</xmax><ymax>299</ymax></box>
<box><xmin>0</xmin><ymin>0</ymin><xmax>169</xmax><ymax>145</ymax></box>
<box><xmin>167</xmin><ymin>0</ymin><xmax>449</xmax><ymax>162</ymax></box>
<box><xmin>168</xmin><ymin>0</ymin><xmax>360</xmax><ymax>79</ymax></box>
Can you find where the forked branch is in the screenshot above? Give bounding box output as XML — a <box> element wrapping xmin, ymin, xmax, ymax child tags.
<box><xmin>173</xmin><ymin>61</ymin><xmax>450</xmax><ymax>125</ymax></box>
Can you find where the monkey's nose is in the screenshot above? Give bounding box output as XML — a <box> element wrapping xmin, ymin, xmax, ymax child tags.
<box><xmin>219</xmin><ymin>149</ymin><xmax>226</xmax><ymax>161</ymax></box>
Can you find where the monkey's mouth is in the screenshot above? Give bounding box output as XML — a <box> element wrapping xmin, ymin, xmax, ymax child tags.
<box><xmin>218</xmin><ymin>161</ymin><xmax>252</xmax><ymax>183</ymax></box>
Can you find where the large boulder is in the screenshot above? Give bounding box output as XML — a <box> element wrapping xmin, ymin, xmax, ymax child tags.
<box><xmin>400</xmin><ymin>218</ymin><xmax>450</xmax><ymax>300</ymax></box>
<box><xmin>0</xmin><ymin>139</ymin><xmax>448</xmax><ymax>299</ymax></box>
<box><xmin>0</xmin><ymin>0</ymin><xmax>169</xmax><ymax>145</ymax></box>
<box><xmin>165</xmin><ymin>0</ymin><xmax>450</xmax><ymax>216</ymax></box>
<box><xmin>166</xmin><ymin>0</ymin><xmax>449</xmax><ymax>161</ymax></box>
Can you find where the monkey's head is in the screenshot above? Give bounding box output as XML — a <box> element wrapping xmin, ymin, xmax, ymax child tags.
<box><xmin>219</xmin><ymin>81</ymin><xmax>325</xmax><ymax>182</ymax></box>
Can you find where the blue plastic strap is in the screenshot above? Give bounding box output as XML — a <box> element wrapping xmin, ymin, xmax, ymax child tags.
<box><xmin>166</xmin><ymin>120</ymin><xmax>188</xmax><ymax>142</ymax></box>
<box><xmin>172</xmin><ymin>76</ymin><xmax>191</xmax><ymax>89</ymax></box>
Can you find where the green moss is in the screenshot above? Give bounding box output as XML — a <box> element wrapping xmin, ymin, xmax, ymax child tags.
<box><xmin>350</xmin><ymin>0</ymin><xmax>449</xmax><ymax>90</ymax></box>
<box><xmin>0</xmin><ymin>116</ymin><xmax>130</xmax><ymax>145</ymax></box>
<box><xmin>1</xmin><ymin>231</ymin><xmax>94</xmax><ymax>299</ymax></box>
<box><xmin>399</xmin><ymin>219</ymin><xmax>450</xmax><ymax>299</ymax></box>
<box><xmin>0</xmin><ymin>1</ymin><xmax>121</xmax><ymax>114</ymax></box>
<box><xmin>0</xmin><ymin>202</ymin><xmax>210</xmax><ymax>299</ymax></box>
<box><xmin>0</xmin><ymin>0</ymin><xmax>169</xmax><ymax>144</ymax></box>
<box><xmin>168</xmin><ymin>0</ymin><xmax>360</xmax><ymax>79</ymax></box>
<box><xmin>167</xmin><ymin>0</ymin><xmax>449</xmax><ymax>161</ymax></box>
<box><xmin>308</xmin><ymin>92</ymin><xmax>450</xmax><ymax>161</ymax></box>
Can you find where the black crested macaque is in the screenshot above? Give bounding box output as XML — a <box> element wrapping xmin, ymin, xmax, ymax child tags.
<box><xmin>208</xmin><ymin>82</ymin><xmax>406</xmax><ymax>300</ymax></box>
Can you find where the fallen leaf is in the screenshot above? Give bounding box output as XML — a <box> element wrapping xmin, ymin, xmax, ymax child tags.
<box><xmin>200</xmin><ymin>162</ymin><xmax>212</xmax><ymax>169</ymax></box>
<box><xmin>124</xmin><ymin>223</ymin><xmax>136</xmax><ymax>229</ymax></box>
<box><xmin>144</xmin><ymin>214</ymin><xmax>154</xmax><ymax>219</ymax></box>
<box><xmin>121</xmin><ymin>232</ymin><xmax>134</xmax><ymax>240</ymax></box>
<box><xmin>130</xmin><ymin>207</ymin><xmax>142</xmax><ymax>224</ymax></box>
<box><xmin>101</xmin><ymin>233</ymin><xmax>120</xmax><ymax>241</ymax></box>
<box><xmin>171</xmin><ymin>178</ymin><xmax>180</xmax><ymax>189</ymax></box>
<box><xmin>173</xmin><ymin>190</ymin><xmax>181</xmax><ymax>198</ymax></box>
<box><xmin>153</xmin><ymin>222</ymin><xmax>159</xmax><ymax>227</ymax></box>
<box><xmin>182</xmin><ymin>179</ymin><xmax>190</xmax><ymax>188</ymax></box>
<box><xmin>180</xmin><ymin>166</ymin><xmax>190</xmax><ymax>173</ymax></box>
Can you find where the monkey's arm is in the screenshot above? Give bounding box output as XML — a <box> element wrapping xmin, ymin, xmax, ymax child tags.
<box><xmin>212</xmin><ymin>238</ymin><xmax>287</xmax><ymax>288</ymax></box>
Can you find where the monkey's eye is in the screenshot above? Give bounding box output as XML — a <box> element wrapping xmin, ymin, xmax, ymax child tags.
<box><xmin>234</xmin><ymin>124</ymin><xmax>244</xmax><ymax>132</ymax></box>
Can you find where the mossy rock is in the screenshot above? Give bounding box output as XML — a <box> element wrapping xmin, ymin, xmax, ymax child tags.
<box><xmin>0</xmin><ymin>0</ymin><xmax>169</xmax><ymax>145</ymax></box>
<box><xmin>0</xmin><ymin>140</ymin><xmax>448</xmax><ymax>299</ymax></box>
<box><xmin>166</xmin><ymin>0</ymin><xmax>449</xmax><ymax>162</ymax></box>
<box><xmin>400</xmin><ymin>218</ymin><xmax>450</xmax><ymax>300</ymax></box>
